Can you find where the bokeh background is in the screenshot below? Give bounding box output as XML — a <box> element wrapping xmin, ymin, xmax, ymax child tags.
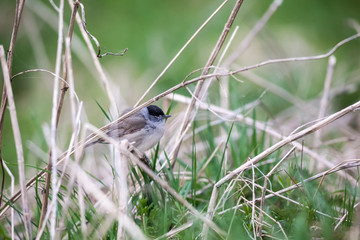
<box><xmin>0</xmin><ymin>0</ymin><xmax>359</xmax><ymax>182</ymax></box>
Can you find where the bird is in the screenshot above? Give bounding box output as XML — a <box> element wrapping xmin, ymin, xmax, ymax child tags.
<box><xmin>87</xmin><ymin>105</ymin><xmax>171</xmax><ymax>152</ymax></box>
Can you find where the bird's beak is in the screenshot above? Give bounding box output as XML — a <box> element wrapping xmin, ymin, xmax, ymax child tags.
<box><xmin>165</xmin><ymin>114</ymin><xmax>171</xmax><ymax>119</ymax></box>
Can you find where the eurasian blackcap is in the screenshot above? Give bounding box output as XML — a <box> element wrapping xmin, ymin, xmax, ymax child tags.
<box><xmin>88</xmin><ymin>105</ymin><xmax>171</xmax><ymax>152</ymax></box>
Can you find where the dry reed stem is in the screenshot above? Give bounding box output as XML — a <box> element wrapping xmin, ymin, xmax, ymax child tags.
<box><xmin>315</xmin><ymin>55</ymin><xmax>336</xmax><ymax>146</ymax></box>
<box><xmin>170</xmin><ymin>0</ymin><xmax>245</xmax><ymax>164</ymax></box>
<box><xmin>49</xmin><ymin>105</ymin><xmax>83</xmax><ymax>238</ymax></box>
<box><xmin>78</xmin><ymin>187</ymin><xmax>86</xmax><ymax>235</ymax></box>
<box><xmin>135</xmin><ymin>0</ymin><xmax>230</xmax><ymax>107</ymax></box>
<box><xmin>0</xmin><ymin>46</ymin><xmax>31</xmax><ymax>239</ymax></box>
<box><xmin>0</xmin><ymin>0</ymin><xmax>26</xmax><ymax>209</ymax></box>
<box><xmin>49</xmin><ymin>37</ymin><xmax>82</xmax><ymax>238</ymax></box>
<box><xmin>46</xmin><ymin>0</ymin><xmax>65</xmax><ymax>236</ymax></box>
<box><xmin>251</xmin><ymin>163</ymin><xmax>256</xmax><ymax>238</ymax></box>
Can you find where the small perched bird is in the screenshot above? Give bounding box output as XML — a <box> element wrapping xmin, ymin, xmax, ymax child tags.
<box><xmin>88</xmin><ymin>105</ymin><xmax>171</xmax><ymax>152</ymax></box>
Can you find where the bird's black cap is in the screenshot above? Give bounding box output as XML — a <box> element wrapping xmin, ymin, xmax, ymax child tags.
<box><xmin>147</xmin><ymin>105</ymin><xmax>171</xmax><ymax>118</ymax></box>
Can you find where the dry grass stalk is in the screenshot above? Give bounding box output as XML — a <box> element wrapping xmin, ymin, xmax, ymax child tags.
<box><xmin>0</xmin><ymin>0</ymin><xmax>26</xmax><ymax>210</ymax></box>
<box><xmin>0</xmin><ymin>46</ymin><xmax>31</xmax><ymax>239</ymax></box>
<box><xmin>315</xmin><ymin>55</ymin><xmax>336</xmax><ymax>146</ymax></box>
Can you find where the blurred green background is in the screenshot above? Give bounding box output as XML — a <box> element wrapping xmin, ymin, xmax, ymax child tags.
<box><xmin>0</xmin><ymin>0</ymin><xmax>359</xmax><ymax>181</ymax></box>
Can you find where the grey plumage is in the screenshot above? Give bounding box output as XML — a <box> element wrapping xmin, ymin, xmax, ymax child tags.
<box><xmin>87</xmin><ymin>105</ymin><xmax>170</xmax><ymax>152</ymax></box>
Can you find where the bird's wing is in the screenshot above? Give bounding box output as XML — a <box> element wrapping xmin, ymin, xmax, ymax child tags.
<box><xmin>106</xmin><ymin>109</ymin><xmax>146</xmax><ymax>138</ymax></box>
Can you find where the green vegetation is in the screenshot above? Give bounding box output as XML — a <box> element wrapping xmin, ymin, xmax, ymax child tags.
<box><xmin>0</xmin><ymin>0</ymin><xmax>359</xmax><ymax>239</ymax></box>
